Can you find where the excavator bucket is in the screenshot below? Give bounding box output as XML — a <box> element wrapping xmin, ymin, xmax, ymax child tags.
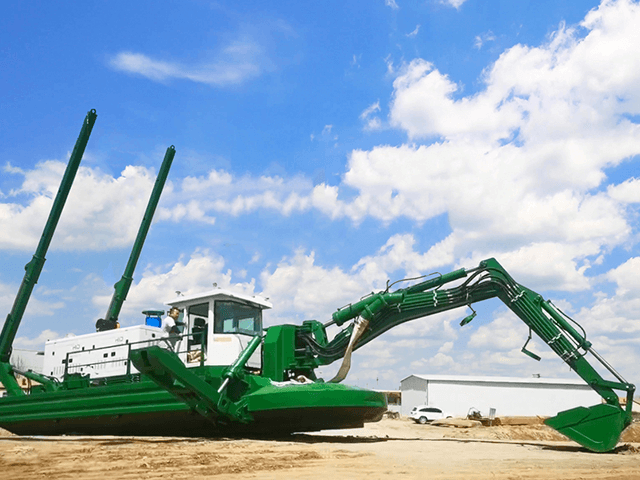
<box><xmin>544</xmin><ymin>403</ymin><xmax>627</xmax><ymax>452</ymax></box>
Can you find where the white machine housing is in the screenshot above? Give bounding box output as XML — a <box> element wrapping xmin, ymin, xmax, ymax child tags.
<box><xmin>41</xmin><ymin>288</ymin><xmax>271</xmax><ymax>381</ymax></box>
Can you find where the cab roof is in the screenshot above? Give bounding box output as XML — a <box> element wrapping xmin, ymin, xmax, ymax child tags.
<box><xmin>165</xmin><ymin>288</ymin><xmax>273</xmax><ymax>310</ymax></box>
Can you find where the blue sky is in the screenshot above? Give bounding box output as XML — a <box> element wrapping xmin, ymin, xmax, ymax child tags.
<box><xmin>2</xmin><ymin>0</ymin><xmax>640</xmax><ymax>391</ymax></box>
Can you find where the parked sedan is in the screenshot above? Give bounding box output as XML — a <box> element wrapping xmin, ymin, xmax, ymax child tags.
<box><xmin>409</xmin><ymin>405</ymin><xmax>451</xmax><ymax>424</ymax></box>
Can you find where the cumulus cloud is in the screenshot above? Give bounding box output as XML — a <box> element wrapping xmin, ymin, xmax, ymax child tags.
<box><xmin>389</xmin><ymin>59</ymin><xmax>523</xmax><ymax>140</ymax></box>
<box><xmin>607</xmin><ymin>177</ymin><xmax>640</xmax><ymax>203</ymax></box>
<box><xmin>353</xmin><ymin>233</ymin><xmax>454</xmax><ymax>278</ymax></box>
<box><xmin>465</xmin><ymin>311</ymin><xmax>559</xmax><ymax>360</ymax></box>
<box><xmin>13</xmin><ymin>329</ymin><xmax>61</xmax><ymax>349</ymax></box>
<box><xmin>259</xmin><ymin>249</ymin><xmax>375</xmax><ymax>325</ymax></box>
<box><xmin>172</xmin><ymin>171</ymin><xmax>314</xmax><ymax>217</ymax></box>
<box><xmin>574</xmin><ymin>256</ymin><xmax>640</xmax><ymax>337</ymax></box>
<box><xmin>0</xmin><ymin>159</ymin><xmax>217</xmax><ymax>251</ymax></box>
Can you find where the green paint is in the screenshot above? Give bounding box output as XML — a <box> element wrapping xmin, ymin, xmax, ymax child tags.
<box><xmin>545</xmin><ymin>404</ymin><xmax>628</xmax><ymax>453</ymax></box>
<box><xmin>262</xmin><ymin>325</ymin><xmax>297</xmax><ymax>381</ymax></box>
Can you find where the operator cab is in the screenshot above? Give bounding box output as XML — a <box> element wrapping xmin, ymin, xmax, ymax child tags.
<box><xmin>165</xmin><ymin>289</ymin><xmax>272</xmax><ymax>369</ymax></box>
<box><xmin>41</xmin><ymin>289</ymin><xmax>271</xmax><ymax>381</ymax></box>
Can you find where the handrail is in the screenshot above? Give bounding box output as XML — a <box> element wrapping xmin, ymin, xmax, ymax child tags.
<box><xmin>62</xmin><ymin>330</ymin><xmax>207</xmax><ymax>380</ymax></box>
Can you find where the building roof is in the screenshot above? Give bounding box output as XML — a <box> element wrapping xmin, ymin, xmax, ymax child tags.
<box><xmin>401</xmin><ymin>373</ymin><xmax>590</xmax><ymax>387</ymax></box>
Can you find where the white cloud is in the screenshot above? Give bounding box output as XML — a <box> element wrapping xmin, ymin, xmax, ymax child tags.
<box><xmin>385</xmin><ymin>0</ymin><xmax>399</xmax><ymax>10</ymax></box>
<box><xmin>606</xmin><ymin>256</ymin><xmax>640</xmax><ymax>295</ymax></box>
<box><xmin>467</xmin><ymin>311</ymin><xmax>537</xmax><ymax>351</ymax></box>
<box><xmin>360</xmin><ymin>101</ymin><xmax>383</xmax><ymax>131</ymax></box>
<box><xmin>574</xmin><ymin>256</ymin><xmax>640</xmax><ymax>336</ymax></box>
<box><xmin>354</xmin><ymin>233</ymin><xmax>454</xmax><ymax>278</ymax></box>
<box><xmin>474</xmin><ymin>31</ymin><xmax>496</xmax><ymax>49</ymax></box>
<box><xmin>364</xmin><ymin>118</ymin><xmax>382</xmax><ymax>131</ymax></box>
<box><xmin>491</xmin><ymin>245</ymin><xmax>595</xmax><ymax>291</ymax></box>
<box><xmin>158</xmin><ymin>199</ymin><xmax>216</xmax><ymax>225</ymax></box>
<box><xmin>406</xmin><ymin>25</ymin><xmax>420</xmax><ymax>38</ymax></box>
<box><xmin>260</xmin><ymin>249</ymin><xmax>373</xmax><ymax>325</ymax></box>
<box><xmin>109</xmin><ymin>33</ymin><xmax>269</xmax><ymax>87</ymax></box>
<box><xmin>441</xmin><ymin>0</ymin><xmax>467</xmax><ymax>10</ymax></box>
<box><xmin>411</xmin><ymin>352</ymin><xmax>456</xmax><ymax>370</ymax></box>
<box><xmin>384</xmin><ymin>54</ymin><xmax>395</xmax><ymax>75</ymax></box>
<box><xmin>439</xmin><ymin>341</ymin><xmax>454</xmax><ymax>353</ymax></box>
<box><xmin>202</xmin><ymin>176</ymin><xmax>313</xmax><ymax>217</ymax></box>
<box><xmin>0</xmin><ymin>159</ymin><xmax>221</xmax><ymax>252</ymax></box>
<box><xmin>360</xmin><ymin>101</ymin><xmax>381</xmax><ymax>120</ymax></box>
<box><xmin>607</xmin><ymin>177</ymin><xmax>640</xmax><ymax>204</ymax></box>
<box><xmin>390</xmin><ymin>59</ymin><xmax>523</xmax><ymax>140</ymax></box>
<box><xmin>3</xmin><ymin>162</ymin><xmax>25</xmax><ymax>175</ymax></box>
<box><xmin>0</xmin><ymin>281</ymin><xmax>65</xmax><ymax>320</ymax></box>
<box><xmin>13</xmin><ymin>329</ymin><xmax>61</xmax><ymax>349</ymax></box>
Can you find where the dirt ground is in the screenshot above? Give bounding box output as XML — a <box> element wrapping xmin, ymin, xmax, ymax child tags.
<box><xmin>2</xmin><ymin>417</ymin><xmax>640</xmax><ymax>480</ymax></box>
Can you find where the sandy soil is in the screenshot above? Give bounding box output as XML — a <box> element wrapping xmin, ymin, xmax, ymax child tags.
<box><xmin>1</xmin><ymin>418</ymin><xmax>640</xmax><ymax>479</ymax></box>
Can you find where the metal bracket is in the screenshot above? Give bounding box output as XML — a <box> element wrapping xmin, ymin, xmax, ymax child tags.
<box><xmin>521</xmin><ymin>329</ymin><xmax>541</xmax><ymax>361</ymax></box>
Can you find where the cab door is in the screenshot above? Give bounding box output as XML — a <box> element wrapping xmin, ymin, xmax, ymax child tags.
<box><xmin>185</xmin><ymin>302</ymin><xmax>210</xmax><ymax>365</ymax></box>
<box><xmin>209</xmin><ymin>300</ymin><xmax>262</xmax><ymax>368</ymax></box>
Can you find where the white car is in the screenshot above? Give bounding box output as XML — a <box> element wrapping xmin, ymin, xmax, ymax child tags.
<box><xmin>409</xmin><ymin>405</ymin><xmax>451</xmax><ymax>424</ymax></box>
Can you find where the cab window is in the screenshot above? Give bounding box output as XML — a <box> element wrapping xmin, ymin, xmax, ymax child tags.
<box><xmin>214</xmin><ymin>301</ymin><xmax>262</xmax><ymax>336</ymax></box>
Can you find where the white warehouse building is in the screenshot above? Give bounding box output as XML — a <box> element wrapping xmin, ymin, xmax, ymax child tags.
<box><xmin>400</xmin><ymin>374</ymin><xmax>602</xmax><ymax>418</ymax></box>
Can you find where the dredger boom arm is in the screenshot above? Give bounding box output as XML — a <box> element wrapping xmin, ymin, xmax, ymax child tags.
<box><xmin>312</xmin><ymin>258</ymin><xmax>631</xmax><ymax>402</ymax></box>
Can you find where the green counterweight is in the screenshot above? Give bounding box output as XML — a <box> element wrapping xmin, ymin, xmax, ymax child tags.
<box><xmin>0</xmin><ymin>110</ymin><xmax>97</xmax><ymax>395</ymax></box>
<box><xmin>104</xmin><ymin>145</ymin><xmax>176</xmax><ymax>324</ymax></box>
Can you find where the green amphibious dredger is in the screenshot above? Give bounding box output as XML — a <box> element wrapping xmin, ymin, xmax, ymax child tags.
<box><xmin>0</xmin><ymin>110</ymin><xmax>636</xmax><ymax>452</ymax></box>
